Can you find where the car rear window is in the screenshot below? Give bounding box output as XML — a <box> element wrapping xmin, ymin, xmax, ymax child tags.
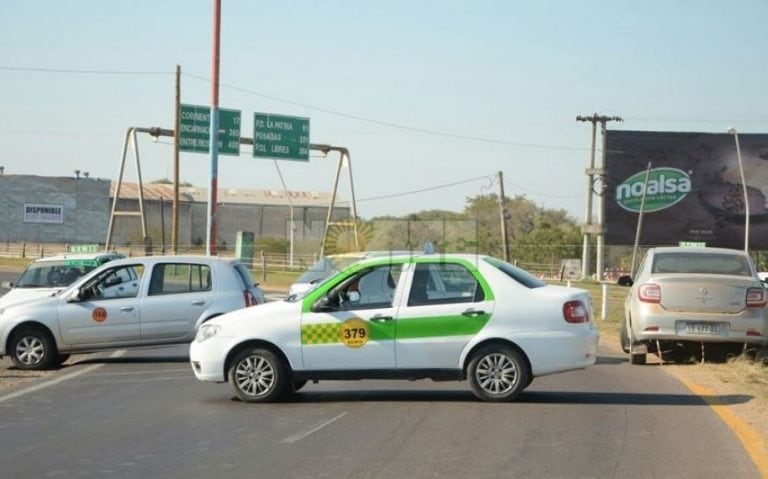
<box><xmin>148</xmin><ymin>263</ymin><xmax>212</xmax><ymax>295</ymax></box>
<box><xmin>652</xmin><ymin>252</ymin><xmax>752</xmax><ymax>276</ymax></box>
<box><xmin>484</xmin><ymin>257</ymin><xmax>546</xmax><ymax>288</ymax></box>
<box><xmin>234</xmin><ymin>263</ymin><xmax>256</xmax><ymax>289</ymax></box>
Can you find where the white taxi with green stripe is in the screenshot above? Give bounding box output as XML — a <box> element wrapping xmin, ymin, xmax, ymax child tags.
<box><xmin>190</xmin><ymin>254</ymin><xmax>599</xmax><ymax>402</ymax></box>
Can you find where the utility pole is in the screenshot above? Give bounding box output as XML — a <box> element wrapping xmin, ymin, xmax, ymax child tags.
<box><xmin>172</xmin><ymin>65</ymin><xmax>180</xmax><ymax>255</ymax></box>
<box><xmin>206</xmin><ymin>0</ymin><xmax>222</xmax><ymax>256</ymax></box>
<box><xmin>497</xmin><ymin>171</ymin><xmax>509</xmax><ymax>262</ymax></box>
<box><xmin>576</xmin><ymin>113</ymin><xmax>622</xmax><ymax>281</ymax></box>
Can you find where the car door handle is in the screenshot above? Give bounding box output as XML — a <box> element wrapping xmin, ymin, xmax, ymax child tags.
<box><xmin>191</xmin><ymin>300</ymin><xmax>206</xmax><ymax>306</ymax></box>
<box><xmin>462</xmin><ymin>308</ymin><xmax>486</xmax><ymax>317</ymax></box>
<box><xmin>370</xmin><ymin>314</ymin><xmax>394</xmax><ymax>322</ymax></box>
<box><xmin>120</xmin><ymin>306</ymin><xmax>134</xmax><ymax>312</ymax></box>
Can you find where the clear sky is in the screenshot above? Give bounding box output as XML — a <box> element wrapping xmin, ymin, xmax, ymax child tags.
<box><xmin>2</xmin><ymin>0</ymin><xmax>767</xmax><ymax>221</ymax></box>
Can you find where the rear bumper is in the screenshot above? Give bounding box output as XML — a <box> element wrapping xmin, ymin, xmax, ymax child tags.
<box><xmin>632</xmin><ymin>310</ymin><xmax>768</xmax><ymax>346</ymax></box>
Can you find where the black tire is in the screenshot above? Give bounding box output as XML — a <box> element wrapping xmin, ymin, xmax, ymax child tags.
<box><xmin>630</xmin><ymin>352</ymin><xmax>646</xmax><ymax>365</ymax></box>
<box><xmin>468</xmin><ymin>345</ymin><xmax>530</xmax><ymax>402</ymax></box>
<box><xmin>9</xmin><ymin>327</ymin><xmax>58</xmax><ymax>370</ymax></box>
<box><xmin>57</xmin><ymin>354</ymin><xmax>71</xmax><ymax>365</ymax></box>
<box><xmin>228</xmin><ymin>348</ymin><xmax>290</xmax><ymax>403</ymax></box>
<box><xmin>619</xmin><ymin>318</ymin><xmax>630</xmax><ymax>353</ymax></box>
<box><xmin>293</xmin><ymin>380</ymin><xmax>308</xmax><ymax>392</ymax></box>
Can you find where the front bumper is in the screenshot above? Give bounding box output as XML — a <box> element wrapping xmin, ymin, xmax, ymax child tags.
<box><xmin>189</xmin><ymin>336</ymin><xmax>237</xmax><ymax>382</ymax></box>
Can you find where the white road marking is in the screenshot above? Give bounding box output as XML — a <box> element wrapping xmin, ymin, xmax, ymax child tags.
<box><xmin>0</xmin><ymin>349</ymin><xmax>126</xmax><ymax>403</ymax></box>
<box><xmin>281</xmin><ymin>412</ymin><xmax>348</xmax><ymax>444</ymax></box>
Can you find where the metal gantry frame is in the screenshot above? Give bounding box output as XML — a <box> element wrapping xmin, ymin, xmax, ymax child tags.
<box><xmin>106</xmin><ymin>126</ymin><xmax>358</xmax><ymax>255</ymax></box>
<box><xmin>105</xmin><ymin>127</ymin><xmax>151</xmax><ymax>251</ymax></box>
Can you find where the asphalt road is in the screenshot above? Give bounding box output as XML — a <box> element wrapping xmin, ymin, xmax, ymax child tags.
<box><xmin>0</xmin><ymin>271</ymin><xmax>761</xmax><ymax>478</ymax></box>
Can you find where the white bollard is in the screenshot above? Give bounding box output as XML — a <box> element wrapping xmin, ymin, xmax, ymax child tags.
<box><xmin>567</xmin><ymin>280</ymin><xmax>572</xmax><ymax>288</ymax></box>
<box><xmin>601</xmin><ymin>284</ymin><xmax>608</xmax><ymax>321</ymax></box>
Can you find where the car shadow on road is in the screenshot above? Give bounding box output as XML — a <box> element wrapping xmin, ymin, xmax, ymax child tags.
<box><xmin>596</xmin><ymin>355</ymin><xmax>627</xmax><ymax>365</ymax></box>
<box><xmin>282</xmin><ymin>389</ymin><xmax>751</xmax><ymax>406</ymax></box>
<box><xmin>520</xmin><ymin>390</ymin><xmax>751</xmax><ymax>406</ymax></box>
<box><xmin>71</xmin><ymin>355</ymin><xmax>190</xmax><ymax>365</ymax></box>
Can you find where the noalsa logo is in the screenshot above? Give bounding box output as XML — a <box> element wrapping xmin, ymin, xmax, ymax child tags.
<box><xmin>616</xmin><ymin>167</ymin><xmax>691</xmax><ymax>213</ymax></box>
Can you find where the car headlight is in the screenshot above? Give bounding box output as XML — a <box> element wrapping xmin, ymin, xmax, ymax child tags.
<box><xmin>196</xmin><ymin>324</ymin><xmax>221</xmax><ymax>343</ymax></box>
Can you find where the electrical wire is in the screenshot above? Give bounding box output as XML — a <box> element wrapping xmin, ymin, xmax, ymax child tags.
<box><xmin>0</xmin><ymin>65</ymin><xmax>171</xmax><ymax>75</ymax></box>
<box><xmin>356</xmin><ymin>175</ymin><xmax>493</xmax><ymax>202</ymax></box>
<box><xmin>181</xmin><ymin>72</ymin><xmax>587</xmax><ymax>151</ymax></box>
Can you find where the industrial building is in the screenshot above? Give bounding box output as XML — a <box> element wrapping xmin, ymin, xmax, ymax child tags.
<box><xmin>0</xmin><ymin>174</ymin><xmax>351</xmax><ymax>251</ymax></box>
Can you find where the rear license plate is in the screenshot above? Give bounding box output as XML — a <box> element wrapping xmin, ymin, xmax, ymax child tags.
<box><xmin>685</xmin><ymin>322</ymin><xmax>721</xmax><ymax>335</ymax></box>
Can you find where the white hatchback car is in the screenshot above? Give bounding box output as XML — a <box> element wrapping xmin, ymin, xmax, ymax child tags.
<box><xmin>0</xmin><ymin>252</ymin><xmax>124</xmax><ymax>309</ymax></box>
<box><xmin>191</xmin><ymin>254</ymin><xmax>599</xmax><ymax>403</ymax></box>
<box><xmin>0</xmin><ymin>255</ymin><xmax>265</xmax><ymax>370</ymax></box>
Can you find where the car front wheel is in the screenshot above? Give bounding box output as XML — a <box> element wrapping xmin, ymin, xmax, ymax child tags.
<box><xmin>9</xmin><ymin>327</ymin><xmax>58</xmax><ymax>370</ymax></box>
<box><xmin>468</xmin><ymin>345</ymin><xmax>530</xmax><ymax>402</ymax></box>
<box><xmin>229</xmin><ymin>348</ymin><xmax>289</xmax><ymax>403</ymax></box>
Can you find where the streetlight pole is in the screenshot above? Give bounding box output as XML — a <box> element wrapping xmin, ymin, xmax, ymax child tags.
<box><xmin>728</xmin><ymin>127</ymin><xmax>749</xmax><ymax>252</ymax></box>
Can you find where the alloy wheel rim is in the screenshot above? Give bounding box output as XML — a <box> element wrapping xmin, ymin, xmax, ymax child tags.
<box><xmin>15</xmin><ymin>336</ymin><xmax>45</xmax><ymax>366</ymax></box>
<box><xmin>234</xmin><ymin>356</ymin><xmax>275</xmax><ymax>397</ymax></box>
<box><xmin>476</xmin><ymin>353</ymin><xmax>517</xmax><ymax>395</ymax></box>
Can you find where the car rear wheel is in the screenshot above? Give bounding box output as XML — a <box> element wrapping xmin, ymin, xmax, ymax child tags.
<box><xmin>619</xmin><ymin>318</ymin><xmax>630</xmax><ymax>353</ymax></box>
<box><xmin>468</xmin><ymin>345</ymin><xmax>529</xmax><ymax>402</ymax></box>
<box><xmin>229</xmin><ymin>348</ymin><xmax>289</xmax><ymax>403</ymax></box>
<box><xmin>9</xmin><ymin>327</ymin><xmax>58</xmax><ymax>370</ymax></box>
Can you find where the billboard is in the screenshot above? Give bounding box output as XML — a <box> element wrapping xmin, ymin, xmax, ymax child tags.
<box><xmin>604</xmin><ymin>130</ymin><xmax>768</xmax><ymax>249</ymax></box>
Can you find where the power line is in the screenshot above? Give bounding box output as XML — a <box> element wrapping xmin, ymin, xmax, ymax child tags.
<box><xmin>356</xmin><ymin>175</ymin><xmax>493</xmax><ymax>203</ymax></box>
<box><xmin>626</xmin><ymin>116</ymin><xmax>768</xmax><ymax>124</ymax></box>
<box><xmin>182</xmin><ymin>72</ymin><xmax>586</xmax><ymax>152</ymax></box>
<box><xmin>0</xmin><ymin>65</ymin><xmax>171</xmax><ymax>75</ymax></box>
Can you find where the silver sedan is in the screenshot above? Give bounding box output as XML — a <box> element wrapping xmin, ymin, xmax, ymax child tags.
<box><xmin>618</xmin><ymin>246</ymin><xmax>768</xmax><ymax>364</ymax></box>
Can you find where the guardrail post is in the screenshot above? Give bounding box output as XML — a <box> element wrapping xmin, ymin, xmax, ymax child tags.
<box><xmin>260</xmin><ymin>251</ymin><xmax>267</xmax><ymax>282</ymax></box>
<box><xmin>39</xmin><ymin>244</ymin><xmax>44</xmax><ymax>258</ymax></box>
<box><xmin>22</xmin><ymin>242</ymin><xmax>26</xmax><ymax>258</ymax></box>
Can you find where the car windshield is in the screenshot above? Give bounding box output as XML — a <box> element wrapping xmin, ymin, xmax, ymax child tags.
<box><xmin>484</xmin><ymin>257</ymin><xmax>546</xmax><ymax>289</ymax></box>
<box><xmin>15</xmin><ymin>260</ymin><xmax>93</xmax><ymax>288</ymax></box>
<box><xmin>651</xmin><ymin>252</ymin><xmax>752</xmax><ymax>276</ymax></box>
<box><xmin>295</xmin><ymin>256</ymin><xmax>365</xmax><ymax>286</ymax></box>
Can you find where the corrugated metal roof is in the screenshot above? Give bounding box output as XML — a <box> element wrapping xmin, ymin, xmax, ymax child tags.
<box><xmin>110</xmin><ymin>182</ymin><xmax>346</xmax><ymax>207</ymax></box>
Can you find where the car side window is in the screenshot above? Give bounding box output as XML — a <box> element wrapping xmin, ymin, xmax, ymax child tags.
<box><xmin>88</xmin><ymin>265</ymin><xmax>144</xmax><ymax>300</ymax></box>
<box><xmin>408</xmin><ymin>263</ymin><xmax>484</xmax><ymax>306</ymax></box>
<box><xmin>337</xmin><ymin>265</ymin><xmax>402</xmax><ymax>310</ymax></box>
<box><xmin>148</xmin><ymin>263</ymin><xmax>212</xmax><ymax>295</ymax></box>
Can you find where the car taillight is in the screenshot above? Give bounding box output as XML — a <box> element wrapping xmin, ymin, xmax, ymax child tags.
<box><xmin>243</xmin><ymin>290</ymin><xmax>258</xmax><ymax>307</ymax></box>
<box><xmin>746</xmin><ymin>287</ymin><xmax>766</xmax><ymax>308</ymax></box>
<box><xmin>638</xmin><ymin>284</ymin><xmax>661</xmax><ymax>303</ymax></box>
<box><xmin>563</xmin><ymin>300</ymin><xmax>588</xmax><ymax>323</ymax></box>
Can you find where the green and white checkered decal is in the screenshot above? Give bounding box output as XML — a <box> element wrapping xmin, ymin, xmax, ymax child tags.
<box><xmin>302</xmin><ymin>323</ymin><xmax>342</xmax><ymax>345</ymax></box>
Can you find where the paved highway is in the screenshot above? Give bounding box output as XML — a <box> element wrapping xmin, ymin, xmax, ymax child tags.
<box><xmin>0</xmin><ymin>344</ymin><xmax>760</xmax><ymax>478</ymax></box>
<box><xmin>0</xmin><ymin>271</ymin><xmax>761</xmax><ymax>478</ymax></box>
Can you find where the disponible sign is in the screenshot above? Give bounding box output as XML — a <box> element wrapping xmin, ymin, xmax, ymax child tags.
<box><xmin>24</xmin><ymin>203</ymin><xmax>63</xmax><ymax>224</ymax></box>
<box><xmin>253</xmin><ymin>113</ymin><xmax>310</xmax><ymax>161</ymax></box>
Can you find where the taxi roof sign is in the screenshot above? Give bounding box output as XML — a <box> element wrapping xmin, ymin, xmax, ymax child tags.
<box><xmin>68</xmin><ymin>244</ymin><xmax>101</xmax><ymax>253</ymax></box>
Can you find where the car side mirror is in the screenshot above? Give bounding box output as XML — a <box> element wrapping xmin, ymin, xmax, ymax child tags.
<box><xmin>617</xmin><ymin>275</ymin><xmax>633</xmax><ymax>287</ymax></box>
<box><xmin>1</xmin><ymin>280</ymin><xmax>13</xmax><ymax>288</ymax></box>
<box><xmin>66</xmin><ymin>289</ymin><xmax>82</xmax><ymax>303</ymax></box>
<box><xmin>311</xmin><ymin>295</ymin><xmax>333</xmax><ymax>313</ymax></box>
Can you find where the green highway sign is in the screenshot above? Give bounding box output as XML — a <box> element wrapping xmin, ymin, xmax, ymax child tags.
<box><xmin>253</xmin><ymin>113</ymin><xmax>310</xmax><ymax>161</ymax></box>
<box><xmin>179</xmin><ymin>104</ymin><xmax>241</xmax><ymax>155</ymax></box>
